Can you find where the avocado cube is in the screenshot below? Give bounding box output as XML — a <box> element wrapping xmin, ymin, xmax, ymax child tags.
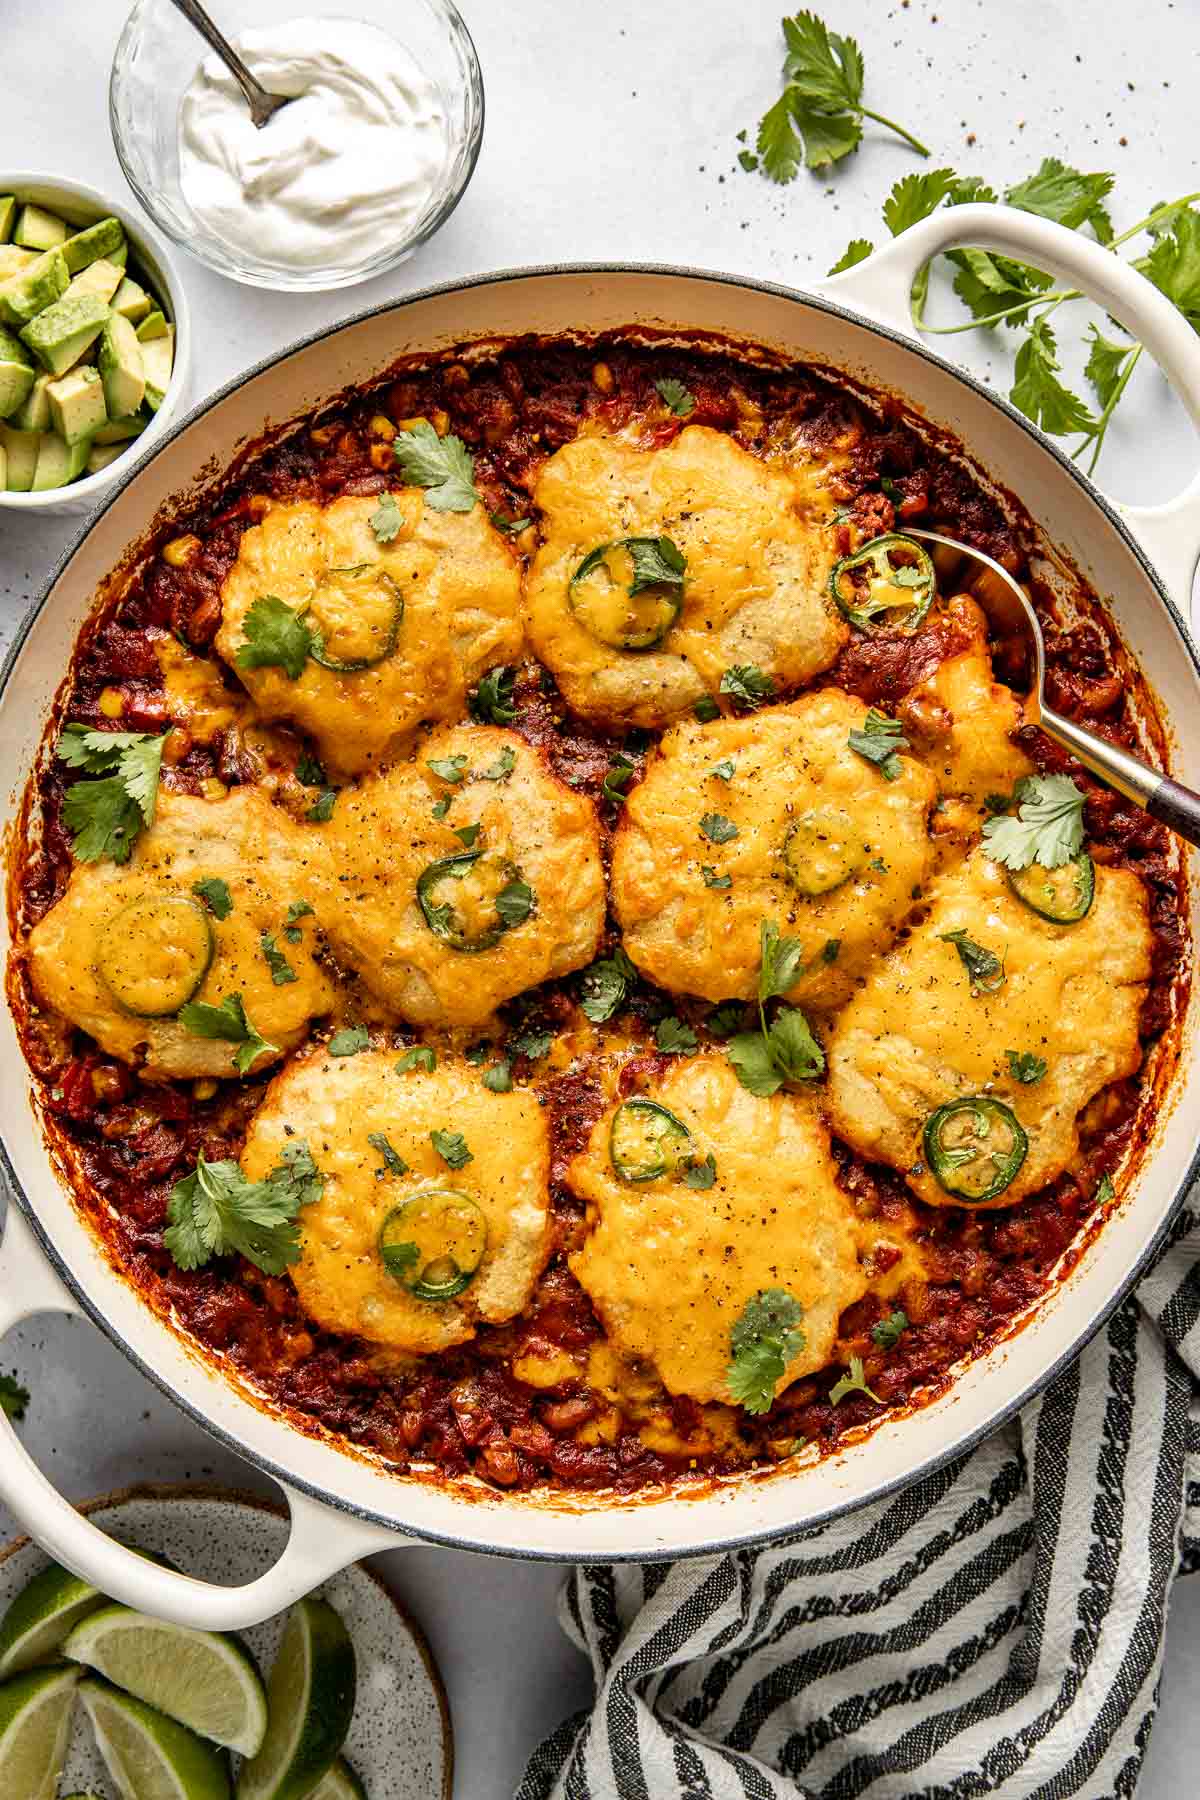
<box><xmin>86</xmin><ymin>441</ymin><xmax>126</xmax><ymax>475</ymax></box>
<box><xmin>0</xmin><ymin>423</ymin><xmax>41</xmax><ymax>491</ymax></box>
<box><xmin>97</xmin><ymin>314</ymin><xmax>145</xmax><ymax>417</ymax></box>
<box><xmin>20</xmin><ymin>293</ymin><xmax>109</xmax><ymax>375</ymax></box>
<box><xmin>31</xmin><ymin>431</ymin><xmax>90</xmax><ymax>491</ymax></box>
<box><xmin>0</xmin><ymin>328</ymin><xmax>35</xmax><ymax>418</ymax></box>
<box><xmin>13</xmin><ymin>371</ymin><xmax>52</xmax><ymax>431</ymax></box>
<box><xmin>111</xmin><ymin>276</ymin><xmax>151</xmax><ymax>324</ymax></box>
<box><xmin>0</xmin><ymin>199</ymin><xmax>16</xmax><ymax>245</ymax></box>
<box><xmin>136</xmin><ymin>310</ymin><xmax>168</xmax><ymax>341</ymax></box>
<box><xmin>14</xmin><ymin>204</ymin><xmax>68</xmax><ymax>252</ymax></box>
<box><xmin>62</xmin><ymin>216</ymin><xmax>125</xmax><ymax>275</ymax></box>
<box><xmin>48</xmin><ymin>365</ymin><xmax>107</xmax><ymax>446</ymax></box>
<box><xmin>0</xmin><ymin>246</ymin><xmax>36</xmax><ymax>283</ymax></box>
<box><xmin>141</xmin><ymin>326</ymin><xmax>174</xmax><ymax>412</ymax></box>
<box><xmin>66</xmin><ymin>259</ymin><xmax>125</xmax><ymax>307</ymax></box>
<box><xmin>109</xmin><ymin>242</ymin><xmax>128</xmax><ymax>269</ymax></box>
<box><xmin>0</xmin><ymin>248</ymin><xmax>69</xmax><ymax>327</ymax></box>
<box><xmin>92</xmin><ymin>412</ymin><xmax>146</xmax><ymax>445</ymax></box>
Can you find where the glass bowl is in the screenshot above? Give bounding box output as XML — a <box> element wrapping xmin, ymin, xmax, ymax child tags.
<box><xmin>109</xmin><ymin>0</ymin><xmax>484</xmax><ymax>292</ymax></box>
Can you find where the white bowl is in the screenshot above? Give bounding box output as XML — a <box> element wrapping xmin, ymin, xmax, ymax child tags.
<box><xmin>0</xmin><ymin>171</ymin><xmax>191</xmax><ymax>517</ymax></box>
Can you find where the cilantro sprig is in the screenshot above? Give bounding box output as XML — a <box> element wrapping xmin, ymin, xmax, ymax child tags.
<box><xmin>848</xmin><ymin>710</ymin><xmax>908</xmax><ymax>783</ymax></box>
<box><xmin>742</xmin><ymin>11</ymin><xmax>928</xmax><ymax>180</ymax></box>
<box><xmin>393</xmin><ymin>420</ymin><xmax>480</xmax><ymax>512</ymax></box>
<box><xmin>829</xmin><ymin>1356</ymin><xmax>883</xmax><ymax>1407</ymax></box>
<box><xmin>56</xmin><ymin>725</ymin><xmax>166</xmax><ymax>864</ymax></box>
<box><xmin>726</xmin><ymin>1288</ymin><xmax>806</xmax><ymax>1414</ymax></box>
<box><xmin>164</xmin><ymin>1141</ymin><xmax>324</xmax><ymax>1276</ymax></box>
<box><xmin>727</xmin><ymin>920</ymin><xmax>825</xmax><ymax>1098</ymax></box>
<box><xmin>982</xmin><ymin>774</ymin><xmax>1086</xmax><ymax>870</ymax></box>
<box><xmin>178</xmin><ymin>992</ymin><xmax>279</xmax><ymax>1075</ymax></box>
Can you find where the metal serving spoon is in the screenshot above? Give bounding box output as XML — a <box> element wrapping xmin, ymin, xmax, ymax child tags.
<box><xmin>905</xmin><ymin>527</ymin><xmax>1200</xmax><ymax>851</ymax></box>
<box><xmin>169</xmin><ymin>0</ymin><xmax>294</xmax><ymax>128</ymax></box>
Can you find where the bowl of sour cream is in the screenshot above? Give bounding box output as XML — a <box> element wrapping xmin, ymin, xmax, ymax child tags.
<box><xmin>109</xmin><ymin>0</ymin><xmax>484</xmax><ymax>290</ymax></box>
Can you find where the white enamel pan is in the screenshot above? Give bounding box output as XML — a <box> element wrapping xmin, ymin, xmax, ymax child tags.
<box><xmin>1</xmin><ymin>207</ymin><xmax>1198</xmax><ymax>1629</ymax></box>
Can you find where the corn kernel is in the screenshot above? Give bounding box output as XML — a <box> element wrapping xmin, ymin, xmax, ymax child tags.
<box><xmin>309</xmin><ymin>423</ymin><xmax>338</xmax><ymax>446</ymax></box>
<box><xmin>516</xmin><ymin>525</ymin><xmax>537</xmax><ymax>555</ymax></box>
<box><xmin>369</xmin><ymin>413</ymin><xmax>396</xmax><ymax>440</ymax></box>
<box><xmin>192</xmin><ymin>1077</ymin><xmax>219</xmax><ymax>1102</ymax></box>
<box><xmin>161</xmin><ymin>726</ymin><xmax>192</xmax><ymax>766</ymax></box>
<box><xmin>397</xmin><ymin>415</ymin><xmax>426</xmax><ymax>434</ymax></box>
<box><xmin>430</xmin><ymin>408</ymin><xmax>451</xmax><ymax>437</ymax></box>
<box><xmin>443</xmin><ymin>362</ymin><xmax>470</xmax><ymax>389</ymax></box>
<box><xmin>162</xmin><ymin>534</ymin><xmax>200</xmax><ymax>569</ymax></box>
<box><xmin>246</xmin><ymin>494</ymin><xmax>273</xmax><ymax>518</ymax></box>
<box><xmin>201</xmin><ymin>777</ymin><xmax>228</xmax><ymax>801</ymax></box>
<box><xmin>369</xmin><ymin>443</ymin><xmax>393</xmax><ymax>471</ymax></box>
<box><xmin>591</xmin><ymin>361</ymin><xmax>614</xmax><ymax>394</ymax></box>
<box><xmin>98</xmin><ymin>686</ymin><xmax>125</xmax><ymax>719</ymax></box>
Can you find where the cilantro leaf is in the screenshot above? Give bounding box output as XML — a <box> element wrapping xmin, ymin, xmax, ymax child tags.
<box><xmin>178</xmin><ymin>991</ymin><xmax>279</xmax><ymax>1075</ymax></box>
<box><xmin>470</xmin><ymin>665</ymin><xmax>518</xmax><ymax>725</ymax></box>
<box><xmin>1006</xmin><ymin>157</ymin><xmax>1114</xmax><ymax>241</ymax></box>
<box><xmin>431</xmin><ymin>1128</ymin><xmax>472</xmax><ymax>1169</ymax></box>
<box><xmin>453</xmin><ymin>824</ymin><xmax>481</xmax><ymax>848</ymax></box>
<box><xmin>682</xmin><ymin>1152</ymin><xmax>717</xmax><ymax>1189</ymax></box>
<box><xmin>580</xmin><ymin>946</ymin><xmax>637</xmax><ymax>1023</ymax></box>
<box><xmin>368</xmin><ymin>1131</ymin><xmax>408</xmax><ymax>1176</ymax></box>
<box><xmin>694</xmin><ymin>696</ymin><xmax>721</xmax><ymax>723</ymax></box>
<box><xmin>603</xmin><ymin>754</ymin><xmax>636</xmax><ymax>806</ymax></box>
<box><xmin>62</xmin><ymin>775</ymin><xmax>144</xmax><ymax>865</ymax></box>
<box><xmin>1006</xmin><ymin>1049</ymin><xmax>1047</xmax><ymax>1084</ymax></box>
<box><xmin>719</xmin><ymin>665</ymin><xmax>774</xmax><ymax>710</ymax></box>
<box><xmin>296</xmin><ymin>751</ymin><xmax>326</xmax><ymax>787</ymax></box>
<box><xmin>756</xmin><ymin>91</ymin><xmax>805</xmax><ymax>184</ymax></box>
<box><xmin>236</xmin><ymin>596</ymin><xmax>315</xmax><ymax>680</ymax></box>
<box><xmin>655</xmin><ymin>377</ymin><xmax>695</xmax><ymax>417</ymax></box>
<box><xmin>1137</xmin><ymin>209</ymin><xmax>1200</xmax><ymax>328</ymax></box>
<box><xmin>782</xmin><ymin>11</ymin><xmax>862</xmax><ymax>108</ymax></box>
<box><xmin>0</xmin><ymin>1373</ymin><xmax>29</xmax><ymax>1421</ymax></box>
<box><xmin>427</xmin><ymin>754</ymin><xmax>468</xmax><ymax>784</ymax></box>
<box><xmin>981</xmin><ymin>774</ymin><xmax>1086</xmax><ymax>869</ymax></box>
<box><xmin>940</xmin><ymin>928</ymin><xmax>1006</xmax><ymax>996</ymax></box>
<box><xmin>726</xmin><ymin>1288</ymin><xmax>805</xmax><ymax>1414</ymax></box>
<box><xmin>883</xmin><ymin>167</ymin><xmax>959</xmax><ymax>237</ymax></box>
<box><xmin>1096</xmin><ymin>1173</ymin><xmax>1116</xmax><ymax>1205</ymax></box>
<box><xmin>828</xmin><ymin>238</ymin><xmax>874</xmax><ymax>276</ymax></box>
<box><xmin>306</xmin><ymin>787</ymin><xmax>338</xmax><ymax>823</ymax></box>
<box><xmin>767</xmin><ymin>1006</ymin><xmax>825</xmax><ymax>1081</ymax></box>
<box><xmin>625</xmin><ymin>537</ymin><xmax>686</xmax><ymax>596</ymax></box>
<box><xmin>655</xmin><ymin>1016</ymin><xmax>698</xmax><ymax>1054</ymax></box>
<box><xmin>57</xmin><ymin>727</ymin><xmax>167</xmax><ymax>863</ymax></box>
<box><xmin>482</xmin><ymin>1060</ymin><xmax>513</xmax><ymax>1092</ymax></box>
<box><xmin>699</xmin><ymin>811</ymin><xmax>738</xmax><ymax>844</ymax></box>
<box><xmin>369</xmin><ymin>493</ymin><xmax>403</xmax><ymax>543</ymax></box>
<box><xmin>480</xmin><ymin>746</ymin><xmax>516</xmax><ymax>782</ymax></box>
<box><xmin>393</xmin><ymin>420</ymin><xmax>480</xmax><ymax>512</ymax></box>
<box><xmin>192</xmin><ymin>877</ymin><xmax>233</xmax><ymax>920</ymax></box>
<box><xmin>510</xmin><ymin>1026</ymin><xmax>554</xmax><ymax>1061</ymax></box>
<box><xmin>709</xmin><ymin>757</ymin><xmax>735</xmax><ymax>781</ymax></box>
<box><xmin>848</xmin><ymin>709</ymin><xmax>908</xmax><ymax>782</ymax></box>
<box><xmin>329</xmin><ymin>1025</ymin><xmax>369</xmax><ymax>1056</ymax></box>
<box><xmin>706</xmin><ymin>1001</ymin><xmax>746</xmax><ymax>1039</ymax></box>
<box><xmin>829</xmin><ymin>1355</ymin><xmax>883</xmax><ymax>1406</ymax></box>
<box><xmin>702</xmin><ymin>865</ymin><xmax>732</xmax><ymax>889</ymax></box>
<box><xmin>871</xmin><ymin>1310</ymin><xmax>909</xmax><ymax>1349</ymax></box>
<box><xmin>397</xmin><ymin>1045</ymin><xmax>437</xmax><ymax>1073</ymax></box>
<box><xmin>789</xmin><ymin>101</ymin><xmax>862</xmax><ymax>171</ymax></box>
<box><xmin>164</xmin><ymin>1144</ymin><xmax>324</xmax><ymax>1276</ymax></box>
<box><xmin>727</xmin><ymin>1030</ymin><xmax>786</xmax><ymax>1097</ymax></box>
<box><xmin>260</xmin><ymin>931</ymin><xmax>297</xmax><ymax>987</ymax></box>
<box><xmin>1011</xmin><ymin>318</ymin><xmax>1097</xmax><ymax>436</ymax></box>
<box><xmin>821</xmin><ymin>938</ymin><xmax>841</xmax><ymax>964</ymax></box>
<box><xmin>495</xmin><ymin>876</ymin><xmax>535</xmax><ymax>927</ymax></box>
<box><xmin>1084</xmin><ymin>325</ymin><xmax>1136</xmax><ymax>408</ymax></box>
<box><xmin>759</xmin><ymin>919</ymin><xmax>806</xmax><ymax>1001</ymax></box>
<box><xmin>490</xmin><ymin>510</ymin><xmax>532</xmax><ymax>537</ymax></box>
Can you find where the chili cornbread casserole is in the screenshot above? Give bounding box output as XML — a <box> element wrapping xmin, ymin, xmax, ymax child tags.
<box><xmin>9</xmin><ymin>340</ymin><xmax>1188</xmax><ymax>1495</ymax></box>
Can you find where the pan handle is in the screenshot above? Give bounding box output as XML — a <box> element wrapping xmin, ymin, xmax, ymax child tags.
<box><xmin>817</xmin><ymin>202</ymin><xmax>1200</xmax><ymax>620</ymax></box>
<box><xmin>0</xmin><ymin>1202</ymin><xmax>405</xmax><ymax>1630</ymax></box>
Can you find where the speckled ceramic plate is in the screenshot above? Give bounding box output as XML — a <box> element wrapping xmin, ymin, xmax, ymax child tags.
<box><xmin>0</xmin><ymin>1484</ymin><xmax>452</xmax><ymax>1797</ymax></box>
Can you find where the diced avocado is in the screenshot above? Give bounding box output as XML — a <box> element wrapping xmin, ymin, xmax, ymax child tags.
<box><xmin>48</xmin><ymin>365</ymin><xmax>107</xmax><ymax>445</ymax></box>
<box><xmin>0</xmin><ymin>198</ymin><xmax>14</xmax><ymax>244</ymax></box>
<box><xmin>13</xmin><ymin>371</ymin><xmax>52</xmax><ymax>430</ymax></box>
<box><xmin>109</xmin><ymin>241</ymin><xmax>128</xmax><ymax>269</ymax></box>
<box><xmin>141</xmin><ymin>326</ymin><xmax>174</xmax><ymax>412</ymax></box>
<box><xmin>31</xmin><ymin>431</ymin><xmax>90</xmax><ymax>490</ymax></box>
<box><xmin>0</xmin><ymin>245</ymin><xmax>36</xmax><ymax>282</ymax></box>
<box><xmin>13</xmin><ymin>204</ymin><xmax>68</xmax><ymax>251</ymax></box>
<box><xmin>0</xmin><ymin>423</ymin><xmax>41</xmax><ymax>491</ymax></box>
<box><xmin>19</xmin><ymin>293</ymin><xmax>109</xmax><ymax>375</ymax></box>
<box><xmin>136</xmin><ymin>309</ymin><xmax>168</xmax><ymax>341</ymax></box>
<box><xmin>0</xmin><ymin>248</ymin><xmax>69</xmax><ymax>327</ymax></box>
<box><xmin>111</xmin><ymin>276</ymin><xmax>151</xmax><ymax>323</ymax></box>
<box><xmin>0</xmin><ymin>328</ymin><xmax>35</xmax><ymax>418</ymax></box>
<box><xmin>93</xmin><ymin>412</ymin><xmax>146</xmax><ymax>445</ymax></box>
<box><xmin>97</xmin><ymin>314</ymin><xmax>145</xmax><ymax>416</ymax></box>
<box><xmin>62</xmin><ymin>216</ymin><xmax>125</xmax><ymax>275</ymax></box>
<box><xmin>66</xmin><ymin>258</ymin><xmax>124</xmax><ymax>306</ymax></box>
<box><xmin>86</xmin><ymin>441</ymin><xmax>126</xmax><ymax>475</ymax></box>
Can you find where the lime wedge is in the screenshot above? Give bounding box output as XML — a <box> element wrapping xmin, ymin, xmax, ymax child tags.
<box><xmin>0</xmin><ymin>1663</ymin><xmax>80</xmax><ymax>1800</ymax></box>
<box><xmin>65</xmin><ymin>1604</ymin><xmax>267</xmax><ymax>1757</ymax></box>
<box><xmin>312</xmin><ymin>1761</ymin><xmax>366</xmax><ymax>1800</ymax></box>
<box><xmin>79</xmin><ymin>1677</ymin><xmax>231</xmax><ymax>1800</ymax></box>
<box><xmin>0</xmin><ymin>1561</ymin><xmax>104</xmax><ymax>1678</ymax></box>
<box><xmin>236</xmin><ymin>1599</ymin><xmax>356</xmax><ymax>1800</ymax></box>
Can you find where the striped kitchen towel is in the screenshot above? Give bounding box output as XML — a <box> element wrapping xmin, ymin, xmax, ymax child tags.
<box><xmin>518</xmin><ymin>1204</ymin><xmax>1200</xmax><ymax>1799</ymax></box>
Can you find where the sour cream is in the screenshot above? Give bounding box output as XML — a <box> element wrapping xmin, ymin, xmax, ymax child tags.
<box><xmin>178</xmin><ymin>17</ymin><xmax>448</xmax><ymax>272</ymax></box>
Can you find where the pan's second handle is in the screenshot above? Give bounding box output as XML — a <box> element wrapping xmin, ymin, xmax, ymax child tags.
<box><xmin>1147</xmin><ymin>778</ymin><xmax>1200</xmax><ymax>848</ymax></box>
<box><xmin>818</xmin><ymin>203</ymin><xmax>1200</xmax><ymax>619</ymax></box>
<box><xmin>0</xmin><ymin>1200</ymin><xmax>404</xmax><ymax>1630</ymax></box>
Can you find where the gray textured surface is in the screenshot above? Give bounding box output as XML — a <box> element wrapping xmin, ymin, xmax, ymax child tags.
<box><xmin>1</xmin><ymin>1</ymin><xmax>1198</xmax><ymax>1794</ymax></box>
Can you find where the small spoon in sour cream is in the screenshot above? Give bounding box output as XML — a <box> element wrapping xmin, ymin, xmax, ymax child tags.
<box><xmin>169</xmin><ymin>0</ymin><xmax>295</xmax><ymax>128</ymax></box>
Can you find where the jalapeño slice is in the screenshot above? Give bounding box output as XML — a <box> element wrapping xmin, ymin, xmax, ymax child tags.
<box><xmin>782</xmin><ymin>805</ymin><xmax>864</xmax><ymax>897</ymax></box>
<box><xmin>1007</xmin><ymin>853</ymin><xmax>1095</xmax><ymax>923</ymax></box>
<box><xmin>830</xmin><ymin>533</ymin><xmax>936</xmax><ymax>635</ymax></box>
<box><xmin>379</xmin><ymin>1188</ymin><xmax>487</xmax><ymax>1300</ymax></box>
<box><xmin>96</xmin><ymin>894</ymin><xmax>214</xmax><ymax>1017</ymax></box>
<box><xmin>416</xmin><ymin>850</ymin><xmax>534</xmax><ymax>953</ymax></box>
<box><xmin>568</xmin><ymin>536</ymin><xmax>685</xmax><ymax>650</ymax></box>
<box><xmin>610</xmin><ymin>1098</ymin><xmax>693</xmax><ymax>1182</ymax></box>
<box><xmin>307</xmin><ymin>565</ymin><xmax>404</xmax><ymax>672</ymax></box>
<box><xmin>924</xmin><ymin>1096</ymin><xmax>1028</xmax><ymax>1204</ymax></box>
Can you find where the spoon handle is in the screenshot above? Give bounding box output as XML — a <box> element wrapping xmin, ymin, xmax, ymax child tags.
<box><xmin>1041</xmin><ymin>705</ymin><xmax>1200</xmax><ymax>850</ymax></box>
<box><xmin>1146</xmin><ymin>778</ymin><xmax>1200</xmax><ymax>849</ymax></box>
<box><xmin>168</xmin><ymin>0</ymin><xmax>278</xmax><ymax>125</ymax></box>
